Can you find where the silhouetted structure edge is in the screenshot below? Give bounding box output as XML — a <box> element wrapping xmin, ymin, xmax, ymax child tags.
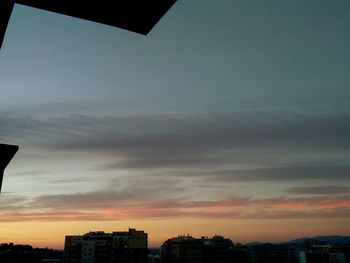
<box><xmin>0</xmin><ymin>143</ymin><xmax>19</xmax><ymax>193</ymax></box>
<box><xmin>0</xmin><ymin>0</ymin><xmax>14</xmax><ymax>50</ymax></box>
<box><xmin>0</xmin><ymin>0</ymin><xmax>177</xmax><ymax>49</ymax></box>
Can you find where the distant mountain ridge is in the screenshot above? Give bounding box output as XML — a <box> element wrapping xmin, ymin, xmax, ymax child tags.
<box><xmin>243</xmin><ymin>235</ymin><xmax>350</xmax><ymax>246</ymax></box>
<box><xmin>288</xmin><ymin>235</ymin><xmax>350</xmax><ymax>244</ymax></box>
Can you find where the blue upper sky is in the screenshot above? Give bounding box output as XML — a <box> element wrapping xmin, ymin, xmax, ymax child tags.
<box><xmin>1</xmin><ymin>0</ymin><xmax>349</xmax><ymax>114</ymax></box>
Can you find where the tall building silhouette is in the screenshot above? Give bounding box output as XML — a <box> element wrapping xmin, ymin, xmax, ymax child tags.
<box><xmin>161</xmin><ymin>235</ymin><xmax>235</xmax><ymax>263</ymax></box>
<box><xmin>64</xmin><ymin>228</ymin><xmax>148</xmax><ymax>263</ymax></box>
<box><xmin>251</xmin><ymin>244</ymin><xmax>289</xmax><ymax>263</ymax></box>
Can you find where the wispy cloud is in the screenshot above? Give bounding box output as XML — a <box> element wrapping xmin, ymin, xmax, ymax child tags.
<box><xmin>12</xmin><ymin>170</ymin><xmax>51</xmax><ymax>177</ymax></box>
<box><xmin>199</xmin><ymin>163</ymin><xmax>350</xmax><ymax>182</ymax></box>
<box><xmin>0</xmin><ymin>194</ymin><xmax>28</xmax><ymax>212</ymax></box>
<box><xmin>1</xmin><ymin>109</ymin><xmax>349</xmax><ymax>145</ymax></box>
<box><xmin>285</xmin><ymin>186</ymin><xmax>350</xmax><ymax>195</ymax></box>
<box><xmin>1</xmin><ymin>109</ymin><xmax>349</xmax><ymax>170</ymax></box>
<box><xmin>1</xmin><ymin>108</ymin><xmax>350</xmax><ymax>223</ymax></box>
<box><xmin>1</xmin><ymin>191</ymin><xmax>350</xmax><ymax>222</ymax></box>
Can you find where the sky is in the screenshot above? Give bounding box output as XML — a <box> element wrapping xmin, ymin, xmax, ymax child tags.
<box><xmin>0</xmin><ymin>0</ymin><xmax>350</xmax><ymax>249</ymax></box>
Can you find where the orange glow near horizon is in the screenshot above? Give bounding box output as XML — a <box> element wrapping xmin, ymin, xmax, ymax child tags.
<box><xmin>0</xmin><ymin>218</ymin><xmax>349</xmax><ymax>249</ymax></box>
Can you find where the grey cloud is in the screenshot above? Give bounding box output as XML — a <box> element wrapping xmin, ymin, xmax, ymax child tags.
<box><xmin>0</xmin><ymin>110</ymin><xmax>96</xmax><ymax>147</ymax></box>
<box><xmin>1</xmin><ymin>208</ymin><xmax>350</xmax><ymax>222</ymax></box>
<box><xmin>1</xmin><ymin>207</ymin><xmax>349</xmax><ymax>222</ymax></box>
<box><xmin>55</xmin><ymin>111</ymin><xmax>350</xmax><ymax>154</ymax></box>
<box><xmin>202</xmin><ymin>163</ymin><xmax>350</xmax><ymax>182</ymax></box>
<box><xmin>237</xmin><ymin>209</ymin><xmax>350</xmax><ymax>220</ymax></box>
<box><xmin>13</xmin><ymin>170</ymin><xmax>51</xmax><ymax>177</ymax></box>
<box><xmin>1</xmin><ymin>109</ymin><xmax>349</xmax><ymax>172</ymax></box>
<box><xmin>34</xmin><ymin>191</ymin><xmax>136</xmax><ymax>210</ymax></box>
<box><xmin>2</xmin><ymin>191</ymin><xmax>350</xmax><ymax>221</ymax></box>
<box><xmin>0</xmin><ymin>194</ymin><xmax>28</xmax><ymax>212</ymax></box>
<box><xmin>1</xmin><ymin>109</ymin><xmax>349</xmax><ymax>146</ymax></box>
<box><xmin>285</xmin><ymin>186</ymin><xmax>350</xmax><ymax>195</ymax></box>
<box><xmin>33</xmin><ymin>176</ymin><xmax>185</xmax><ymax>210</ymax></box>
<box><xmin>48</xmin><ymin>177</ymin><xmax>93</xmax><ymax>184</ymax></box>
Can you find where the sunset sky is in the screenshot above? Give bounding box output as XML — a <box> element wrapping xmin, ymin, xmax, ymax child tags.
<box><xmin>0</xmin><ymin>0</ymin><xmax>350</xmax><ymax>249</ymax></box>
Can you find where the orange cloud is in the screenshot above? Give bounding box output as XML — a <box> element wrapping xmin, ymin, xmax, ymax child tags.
<box><xmin>1</xmin><ymin>194</ymin><xmax>350</xmax><ymax>222</ymax></box>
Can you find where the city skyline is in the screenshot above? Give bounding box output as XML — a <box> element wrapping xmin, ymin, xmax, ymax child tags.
<box><xmin>2</xmin><ymin>231</ymin><xmax>349</xmax><ymax>263</ymax></box>
<box><xmin>2</xmin><ymin>231</ymin><xmax>350</xmax><ymax>248</ymax></box>
<box><xmin>0</xmin><ymin>0</ymin><xmax>350</xmax><ymax>249</ymax></box>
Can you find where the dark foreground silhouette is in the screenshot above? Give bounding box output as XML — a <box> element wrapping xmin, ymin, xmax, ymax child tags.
<box><xmin>0</xmin><ymin>243</ymin><xmax>63</xmax><ymax>263</ymax></box>
<box><xmin>0</xmin><ymin>143</ymin><xmax>18</xmax><ymax>193</ymax></box>
<box><xmin>0</xmin><ymin>0</ymin><xmax>177</xmax><ymax>49</ymax></box>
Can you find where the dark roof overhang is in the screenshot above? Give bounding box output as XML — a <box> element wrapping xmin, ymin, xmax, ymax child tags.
<box><xmin>0</xmin><ymin>143</ymin><xmax>19</xmax><ymax>192</ymax></box>
<box><xmin>1</xmin><ymin>0</ymin><xmax>177</xmax><ymax>49</ymax></box>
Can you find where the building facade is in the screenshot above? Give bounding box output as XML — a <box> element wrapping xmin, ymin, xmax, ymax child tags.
<box><xmin>64</xmin><ymin>228</ymin><xmax>147</xmax><ymax>263</ymax></box>
<box><xmin>251</xmin><ymin>244</ymin><xmax>289</xmax><ymax>263</ymax></box>
<box><xmin>161</xmin><ymin>235</ymin><xmax>234</xmax><ymax>263</ymax></box>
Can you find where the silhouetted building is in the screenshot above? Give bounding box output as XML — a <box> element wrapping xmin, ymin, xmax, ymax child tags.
<box><xmin>329</xmin><ymin>253</ymin><xmax>346</xmax><ymax>263</ymax></box>
<box><xmin>148</xmin><ymin>248</ymin><xmax>161</xmax><ymax>263</ymax></box>
<box><xmin>305</xmin><ymin>251</ymin><xmax>330</xmax><ymax>263</ymax></box>
<box><xmin>161</xmin><ymin>235</ymin><xmax>234</xmax><ymax>263</ymax></box>
<box><xmin>42</xmin><ymin>260</ymin><xmax>63</xmax><ymax>263</ymax></box>
<box><xmin>0</xmin><ymin>243</ymin><xmax>63</xmax><ymax>263</ymax></box>
<box><xmin>345</xmin><ymin>246</ymin><xmax>350</xmax><ymax>263</ymax></box>
<box><xmin>294</xmin><ymin>250</ymin><xmax>307</xmax><ymax>263</ymax></box>
<box><xmin>202</xmin><ymin>235</ymin><xmax>236</xmax><ymax>263</ymax></box>
<box><xmin>64</xmin><ymin>228</ymin><xmax>147</xmax><ymax>263</ymax></box>
<box><xmin>305</xmin><ymin>239</ymin><xmax>332</xmax><ymax>252</ymax></box>
<box><xmin>230</xmin><ymin>245</ymin><xmax>251</xmax><ymax>263</ymax></box>
<box><xmin>251</xmin><ymin>243</ymin><xmax>289</xmax><ymax>263</ymax></box>
<box><xmin>161</xmin><ymin>235</ymin><xmax>202</xmax><ymax>263</ymax></box>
